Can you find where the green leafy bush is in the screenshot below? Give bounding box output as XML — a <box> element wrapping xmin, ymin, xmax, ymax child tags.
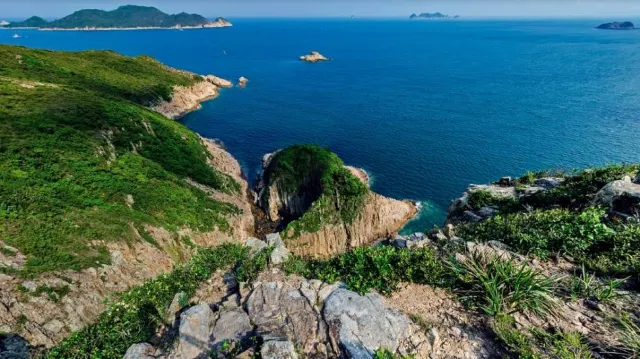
<box><xmin>467</xmin><ymin>190</ymin><xmax>519</xmax><ymax>212</ymax></box>
<box><xmin>44</xmin><ymin>244</ymin><xmax>247</xmax><ymax>359</ymax></box>
<box><xmin>283</xmin><ymin>246</ymin><xmax>448</xmax><ymax>295</ymax></box>
<box><xmin>450</xmin><ymin>254</ymin><xmax>557</xmax><ymax>316</ymax></box>
<box><xmin>457</xmin><ymin>208</ymin><xmax>612</xmax><ymax>259</ymax></box>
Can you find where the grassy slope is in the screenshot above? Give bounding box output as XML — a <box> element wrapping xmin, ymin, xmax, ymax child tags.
<box><xmin>0</xmin><ymin>45</ymin><xmax>239</xmax><ymax>275</ymax></box>
<box><xmin>262</xmin><ymin>145</ymin><xmax>368</xmax><ymax>238</ymax></box>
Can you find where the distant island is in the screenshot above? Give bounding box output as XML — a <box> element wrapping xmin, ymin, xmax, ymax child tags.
<box><xmin>0</xmin><ymin>20</ymin><xmax>8</xmax><ymax>26</ymax></box>
<box><xmin>596</xmin><ymin>21</ymin><xmax>636</xmax><ymax>30</ymax></box>
<box><xmin>410</xmin><ymin>12</ymin><xmax>459</xmax><ymax>19</ymax></box>
<box><xmin>7</xmin><ymin>5</ymin><xmax>232</xmax><ymax>30</ymax></box>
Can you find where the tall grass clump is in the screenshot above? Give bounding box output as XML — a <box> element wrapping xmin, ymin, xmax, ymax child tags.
<box><xmin>450</xmin><ymin>254</ymin><xmax>557</xmax><ymax>316</ymax></box>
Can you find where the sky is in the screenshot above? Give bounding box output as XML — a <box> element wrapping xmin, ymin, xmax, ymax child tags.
<box><xmin>1</xmin><ymin>0</ymin><xmax>640</xmax><ymax>19</ymax></box>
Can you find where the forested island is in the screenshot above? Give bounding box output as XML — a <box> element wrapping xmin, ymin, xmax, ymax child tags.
<box><xmin>7</xmin><ymin>5</ymin><xmax>232</xmax><ymax>30</ymax></box>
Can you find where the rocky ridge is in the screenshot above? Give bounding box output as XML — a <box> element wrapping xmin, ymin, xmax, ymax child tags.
<box><xmin>123</xmin><ymin>238</ymin><xmax>432</xmax><ymax>359</ymax></box>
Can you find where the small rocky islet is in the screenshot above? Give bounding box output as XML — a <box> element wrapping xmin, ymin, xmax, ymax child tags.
<box><xmin>1</xmin><ymin>42</ymin><xmax>640</xmax><ymax>359</ymax></box>
<box><xmin>299</xmin><ymin>51</ymin><xmax>330</xmax><ymax>63</ymax></box>
<box><xmin>596</xmin><ymin>21</ymin><xmax>636</xmax><ymax>30</ymax></box>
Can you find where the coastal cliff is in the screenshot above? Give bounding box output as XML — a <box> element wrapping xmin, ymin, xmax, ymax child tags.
<box><xmin>255</xmin><ymin>145</ymin><xmax>416</xmax><ymax>257</ymax></box>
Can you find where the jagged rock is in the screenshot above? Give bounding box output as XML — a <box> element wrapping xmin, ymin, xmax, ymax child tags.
<box><xmin>260</xmin><ymin>339</ymin><xmax>299</xmax><ymax>359</ymax></box>
<box><xmin>392</xmin><ymin>236</ymin><xmax>408</xmax><ymax>248</ymax></box>
<box><xmin>299</xmin><ymin>51</ymin><xmax>329</xmax><ymax>63</ymax></box>
<box><xmin>592</xmin><ymin>179</ymin><xmax>640</xmax><ymax>214</ymax></box>
<box><xmin>123</xmin><ymin>343</ymin><xmax>156</xmax><ymax>359</ymax></box>
<box><xmin>175</xmin><ymin>304</ymin><xmax>216</xmax><ymax>359</ymax></box>
<box><xmin>238</xmin><ymin>77</ymin><xmax>248</xmax><ymax>88</ymax></box>
<box><xmin>245</xmin><ymin>278</ymin><xmax>336</xmax><ymax>357</ymax></box>
<box><xmin>323</xmin><ymin>288</ymin><xmax>430</xmax><ymax>358</ymax></box>
<box><xmin>522</xmin><ymin>186</ymin><xmax>545</xmax><ymax>197</ymax></box>
<box><xmin>244</xmin><ymin>237</ymin><xmax>267</xmax><ymax>257</ymax></box>
<box><xmin>634</xmin><ymin>172</ymin><xmax>640</xmax><ymax>184</ymax></box>
<box><xmin>204</xmin><ymin>75</ymin><xmax>233</xmax><ymax>88</ymax></box>
<box><xmin>443</xmin><ymin>224</ymin><xmax>455</xmax><ymax>238</ymax></box>
<box><xmin>211</xmin><ymin>308</ymin><xmax>253</xmax><ymax>354</ymax></box>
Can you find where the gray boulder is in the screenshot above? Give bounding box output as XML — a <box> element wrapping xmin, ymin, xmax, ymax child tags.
<box><xmin>634</xmin><ymin>172</ymin><xmax>640</xmax><ymax>184</ymax></box>
<box><xmin>244</xmin><ymin>237</ymin><xmax>267</xmax><ymax>257</ymax></box>
<box><xmin>166</xmin><ymin>292</ymin><xmax>188</xmax><ymax>327</ymax></box>
<box><xmin>245</xmin><ymin>279</ymin><xmax>337</xmax><ymax>357</ymax></box>
<box><xmin>261</xmin><ymin>339</ymin><xmax>299</xmax><ymax>359</ymax></box>
<box><xmin>175</xmin><ymin>304</ymin><xmax>216</xmax><ymax>359</ymax></box>
<box><xmin>593</xmin><ymin>179</ymin><xmax>640</xmax><ymax>210</ymax></box>
<box><xmin>265</xmin><ymin>233</ymin><xmax>291</xmax><ymax>265</ymax></box>
<box><xmin>211</xmin><ymin>308</ymin><xmax>253</xmax><ymax>356</ymax></box>
<box><xmin>323</xmin><ymin>288</ymin><xmax>430</xmax><ymax>358</ymax></box>
<box><xmin>123</xmin><ymin>343</ymin><xmax>156</xmax><ymax>359</ymax></box>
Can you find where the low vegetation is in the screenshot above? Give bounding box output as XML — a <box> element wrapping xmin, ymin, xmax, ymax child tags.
<box><xmin>284</xmin><ymin>246</ymin><xmax>447</xmax><ymax>295</ymax></box>
<box><xmin>0</xmin><ymin>45</ymin><xmax>239</xmax><ymax>275</ymax></box>
<box><xmin>458</xmin><ymin>164</ymin><xmax>640</xmax><ymax>280</ymax></box>
<box><xmin>262</xmin><ymin>145</ymin><xmax>368</xmax><ymax>238</ymax></box>
<box><xmin>45</xmin><ymin>244</ymin><xmax>249</xmax><ymax>359</ymax></box>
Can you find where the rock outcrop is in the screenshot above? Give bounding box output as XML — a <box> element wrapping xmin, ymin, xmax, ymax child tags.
<box><xmin>593</xmin><ymin>176</ymin><xmax>640</xmax><ymax>217</ymax></box>
<box><xmin>255</xmin><ymin>147</ymin><xmax>416</xmax><ymax>258</ymax></box>
<box><xmin>299</xmin><ymin>51</ymin><xmax>329</xmax><ymax>63</ymax></box>
<box><xmin>238</xmin><ymin>77</ymin><xmax>248</xmax><ymax>88</ymax></box>
<box><xmin>152</xmin><ymin>75</ymin><xmax>233</xmax><ymax>119</ymax></box>
<box><xmin>205</xmin><ymin>17</ymin><xmax>233</xmax><ymax>28</ymax></box>
<box><xmin>125</xmin><ymin>269</ymin><xmax>430</xmax><ymax>359</ymax></box>
<box><xmin>596</xmin><ymin>21</ymin><xmax>635</xmax><ymax>30</ymax></box>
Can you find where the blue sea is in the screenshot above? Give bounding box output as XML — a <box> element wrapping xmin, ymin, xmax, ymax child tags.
<box><xmin>4</xmin><ymin>19</ymin><xmax>640</xmax><ymax>233</ymax></box>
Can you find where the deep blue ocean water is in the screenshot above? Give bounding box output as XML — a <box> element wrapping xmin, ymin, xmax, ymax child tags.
<box><xmin>4</xmin><ymin>19</ymin><xmax>640</xmax><ymax>232</ymax></box>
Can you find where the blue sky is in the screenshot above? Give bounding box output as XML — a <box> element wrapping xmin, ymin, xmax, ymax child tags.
<box><xmin>2</xmin><ymin>0</ymin><xmax>640</xmax><ymax>19</ymax></box>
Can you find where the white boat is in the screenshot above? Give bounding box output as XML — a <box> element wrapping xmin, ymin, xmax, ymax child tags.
<box><xmin>12</xmin><ymin>34</ymin><xmax>21</xmax><ymax>38</ymax></box>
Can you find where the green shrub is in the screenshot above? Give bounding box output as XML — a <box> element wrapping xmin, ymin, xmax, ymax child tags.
<box><xmin>44</xmin><ymin>244</ymin><xmax>247</xmax><ymax>359</ymax></box>
<box><xmin>492</xmin><ymin>314</ymin><xmax>539</xmax><ymax>359</ymax></box>
<box><xmin>457</xmin><ymin>208</ymin><xmax>612</xmax><ymax>259</ymax></box>
<box><xmin>234</xmin><ymin>247</ymin><xmax>272</xmax><ymax>284</ymax></box>
<box><xmin>616</xmin><ymin>314</ymin><xmax>640</xmax><ymax>357</ymax></box>
<box><xmin>450</xmin><ymin>254</ymin><xmax>557</xmax><ymax>316</ymax></box>
<box><xmin>284</xmin><ymin>246</ymin><xmax>448</xmax><ymax>295</ymax></box>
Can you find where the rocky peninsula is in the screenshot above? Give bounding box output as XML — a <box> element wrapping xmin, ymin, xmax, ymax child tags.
<box><xmin>299</xmin><ymin>51</ymin><xmax>330</xmax><ymax>63</ymax></box>
<box><xmin>596</xmin><ymin>21</ymin><xmax>636</xmax><ymax>30</ymax></box>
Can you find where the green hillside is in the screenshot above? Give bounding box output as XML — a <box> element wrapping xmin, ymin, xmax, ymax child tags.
<box><xmin>8</xmin><ymin>5</ymin><xmax>219</xmax><ymax>29</ymax></box>
<box><xmin>0</xmin><ymin>45</ymin><xmax>239</xmax><ymax>275</ymax></box>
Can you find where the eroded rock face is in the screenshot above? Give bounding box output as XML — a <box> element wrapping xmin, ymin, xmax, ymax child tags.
<box><xmin>284</xmin><ymin>192</ymin><xmax>417</xmax><ymax>258</ymax></box>
<box><xmin>260</xmin><ymin>339</ymin><xmax>299</xmax><ymax>359</ymax></box>
<box><xmin>152</xmin><ymin>78</ymin><xmax>220</xmax><ymax>119</ymax></box>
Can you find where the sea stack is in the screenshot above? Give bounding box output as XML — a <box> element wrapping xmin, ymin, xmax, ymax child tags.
<box><xmin>299</xmin><ymin>51</ymin><xmax>329</xmax><ymax>63</ymax></box>
<box><xmin>596</xmin><ymin>21</ymin><xmax>636</xmax><ymax>30</ymax></box>
<box><xmin>238</xmin><ymin>77</ymin><xmax>248</xmax><ymax>88</ymax></box>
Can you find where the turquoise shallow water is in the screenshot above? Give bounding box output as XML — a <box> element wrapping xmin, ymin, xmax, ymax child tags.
<box><xmin>5</xmin><ymin>19</ymin><xmax>640</xmax><ymax>232</ymax></box>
